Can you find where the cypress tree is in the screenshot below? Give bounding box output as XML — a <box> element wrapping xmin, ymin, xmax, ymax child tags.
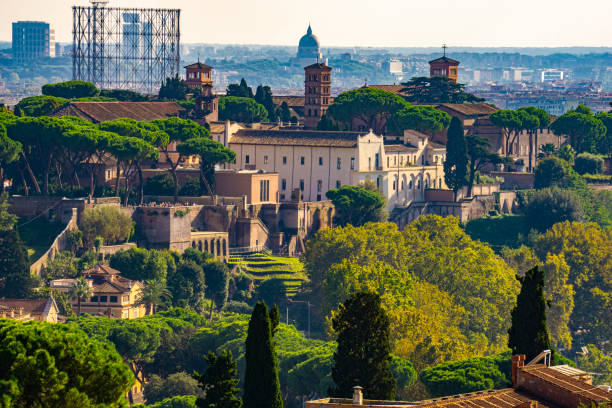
<box><xmin>194</xmin><ymin>350</ymin><xmax>242</xmax><ymax>408</ymax></box>
<box><xmin>0</xmin><ymin>228</ymin><xmax>34</xmax><ymax>298</ymax></box>
<box><xmin>331</xmin><ymin>291</ymin><xmax>396</xmax><ymax>400</ymax></box>
<box><xmin>508</xmin><ymin>266</ymin><xmax>551</xmax><ymax>362</ymax></box>
<box><xmin>243</xmin><ymin>301</ymin><xmax>283</xmax><ymax>408</ymax></box>
<box><xmin>444</xmin><ymin>116</ymin><xmax>468</xmax><ymax>200</ymax></box>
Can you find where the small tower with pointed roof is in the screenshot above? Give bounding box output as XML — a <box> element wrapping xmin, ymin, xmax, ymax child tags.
<box><xmin>429</xmin><ymin>45</ymin><xmax>460</xmax><ymax>83</ymax></box>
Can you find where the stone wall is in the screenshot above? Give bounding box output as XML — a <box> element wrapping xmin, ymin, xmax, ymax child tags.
<box><xmin>30</xmin><ymin>208</ymin><xmax>79</xmax><ymax>276</ymax></box>
<box><xmin>490</xmin><ymin>172</ymin><xmax>535</xmax><ymax>190</ymax></box>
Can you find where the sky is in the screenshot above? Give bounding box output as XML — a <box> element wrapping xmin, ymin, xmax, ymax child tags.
<box><xmin>2</xmin><ymin>0</ymin><xmax>611</xmax><ymax>48</ymax></box>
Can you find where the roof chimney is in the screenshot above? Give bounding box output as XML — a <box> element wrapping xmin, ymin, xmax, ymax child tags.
<box><xmin>352</xmin><ymin>386</ymin><xmax>363</xmax><ymax>405</ymax></box>
<box><xmin>511</xmin><ymin>354</ymin><xmax>526</xmax><ymax>386</ymax></box>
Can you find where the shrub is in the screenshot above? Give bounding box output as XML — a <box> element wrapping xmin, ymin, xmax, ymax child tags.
<box><xmin>523</xmin><ymin>187</ymin><xmax>585</xmax><ymax>232</ymax></box>
<box><xmin>144</xmin><ymin>173</ymin><xmax>176</xmax><ymax>196</ymax></box>
<box><xmin>179</xmin><ymin>178</ymin><xmax>202</xmax><ymax>196</ymax></box>
<box><xmin>534</xmin><ymin>156</ymin><xmax>583</xmax><ymax>189</ymax></box>
<box><xmin>420</xmin><ymin>352</ymin><xmax>511</xmax><ymax>397</ymax></box>
<box><xmin>80</xmin><ymin>206</ymin><xmax>133</xmax><ymax>247</ymax></box>
<box><xmin>583</xmin><ymin>174</ymin><xmax>612</xmax><ymax>184</ymax></box>
<box><xmin>42</xmin><ymin>80</ymin><xmax>99</xmax><ymax>99</ymax></box>
<box><xmin>574</xmin><ymin>152</ymin><xmax>604</xmax><ymax>174</ymax></box>
<box><xmin>144</xmin><ymin>372</ymin><xmax>203</xmax><ymax>404</ymax></box>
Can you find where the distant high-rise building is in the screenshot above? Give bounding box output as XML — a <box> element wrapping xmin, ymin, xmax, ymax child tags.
<box><xmin>304</xmin><ymin>62</ymin><xmax>332</xmax><ymax>129</ymax></box>
<box><xmin>12</xmin><ymin>21</ymin><xmax>55</xmax><ymax>64</ymax></box>
<box><xmin>429</xmin><ymin>46</ymin><xmax>459</xmax><ymax>83</ymax></box>
<box><xmin>541</xmin><ymin>69</ymin><xmax>564</xmax><ymax>82</ymax></box>
<box><xmin>296</xmin><ymin>24</ymin><xmax>323</xmax><ymax>67</ymax></box>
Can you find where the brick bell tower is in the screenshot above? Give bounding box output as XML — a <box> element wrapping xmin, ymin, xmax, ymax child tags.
<box><xmin>304</xmin><ymin>62</ymin><xmax>332</xmax><ymax>129</ymax></box>
<box><xmin>429</xmin><ymin>44</ymin><xmax>460</xmax><ymax>83</ymax></box>
<box><xmin>184</xmin><ymin>61</ymin><xmax>217</xmax><ymax>119</ymax></box>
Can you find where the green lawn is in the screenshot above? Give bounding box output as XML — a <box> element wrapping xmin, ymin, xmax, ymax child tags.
<box><xmin>227</xmin><ymin>253</ymin><xmax>308</xmax><ymax>296</ymax></box>
<box><xmin>16</xmin><ymin>217</ymin><xmax>66</xmax><ymax>265</ymax></box>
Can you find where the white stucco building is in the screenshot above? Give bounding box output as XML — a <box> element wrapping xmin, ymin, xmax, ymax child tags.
<box><xmin>211</xmin><ymin>122</ymin><xmax>446</xmax><ymax>210</ymax></box>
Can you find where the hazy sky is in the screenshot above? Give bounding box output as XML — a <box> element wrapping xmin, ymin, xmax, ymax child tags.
<box><xmin>2</xmin><ymin>0</ymin><xmax>611</xmax><ymax>47</ymax></box>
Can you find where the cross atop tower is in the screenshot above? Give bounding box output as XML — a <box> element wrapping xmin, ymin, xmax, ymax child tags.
<box><xmin>442</xmin><ymin>44</ymin><xmax>447</xmax><ymax>57</ymax></box>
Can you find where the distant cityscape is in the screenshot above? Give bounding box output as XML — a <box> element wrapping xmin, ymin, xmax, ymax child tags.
<box><xmin>1</xmin><ymin>18</ymin><xmax>611</xmax><ymax>115</ymax></box>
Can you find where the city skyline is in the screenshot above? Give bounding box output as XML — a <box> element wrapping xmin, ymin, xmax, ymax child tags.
<box><xmin>1</xmin><ymin>0</ymin><xmax>612</xmax><ymax>48</ymax></box>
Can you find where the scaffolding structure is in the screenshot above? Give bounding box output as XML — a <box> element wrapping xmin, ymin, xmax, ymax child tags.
<box><xmin>72</xmin><ymin>4</ymin><xmax>180</xmax><ymax>94</ymax></box>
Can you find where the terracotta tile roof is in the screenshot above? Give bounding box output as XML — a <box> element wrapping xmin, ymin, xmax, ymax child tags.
<box><xmin>429</xmin><ymin>56</ymin><xmax>460</xmax><ymax>65</ymax></box>
<box><xmin>208</xmin><ymin>122</ymin><xmax>226</xmax><ymax>135</ymax></box>
<box><xmin>0</xmin><ymin>298</ymin><xmax>53</xmax><ymax>315</ymax></box>
<box><xmin>304</xmin><ymin>62</ymin><xmax>332</xmax><ymax>70</ymax></box>
<box><xmin>414</xmin><ymin>389</ymin><xmax>560</xmax><ymax>408</ymax></box>
<box><xmin>51</xmin><ymin>101</ymin><xmax>184</xmax><ymax>123</ymax></box>
<box><xmin>184</xmin><ymin>62</ymin><xmax>213</xmax><ymax>70</ymax></box>
<box><xmin>384</xmin><ymin>144</ymin><xmax>417</xmax><ymax>152</ymax></box>
<box><xmin>366</xmin><ymin>84</ymin><xmax>408</xmax><ymax>95</ymax></box>
<box><xmin>230</xmin><ymin>129</ymin><xmax>369</xmax><ymax>147</ymax></box>
<box><xmin>272</xmin><ymin>96</ymin><xmax>306</xmax><ymax>107</ymax></box>
<box><xmin>521</xmin><ymin>365</ymin><xmax>612</xmax><ymax>403</ymax></box>
<box><xmin>435</xmin><ymin>103</ymin><xmax>499</xmax><ymax>116</ymax></box>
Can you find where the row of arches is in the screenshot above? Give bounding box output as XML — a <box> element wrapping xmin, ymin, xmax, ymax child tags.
<box><xmin>191</xmin><ymin>236</ymin><xmax>228</xmax><ymax>260</ymax></box>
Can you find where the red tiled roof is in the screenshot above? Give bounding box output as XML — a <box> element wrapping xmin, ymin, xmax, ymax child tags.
<box><xmin>429</xmin><ymin>56</ymin><xmax>460</xmax><ymax>65</ymax></box>
<box><xmin>185</xmin><ymin>62</ymin><xmax>213</xmax><ymax>70</ymax></box>
<box><xmin>231</xmin><ymin>129</ymin><xmax>369</xmax><ymax>148</ymax></box>
<box><xmin>0</xmin><ymin>298</ymin><xmax>53</xmax><ymax>315</ymax></box>
<box><xmin>366</xmin><ymin>84</ymin><xmax>408</xmax><ymax>95</ymax></box>
<box><xmin>304</xmin><ymin>62</ymin><xmax>332</xmax><ymax>70</ymax></box>
<box><xmin>435</xmin><ymin>103</ymin><xmax>499</xmax><ymax>116</ymax></box>
<box><xmin>51</xmin><ymin>101</ymin><xmax>184</xmax><ymax>123</ymax></box>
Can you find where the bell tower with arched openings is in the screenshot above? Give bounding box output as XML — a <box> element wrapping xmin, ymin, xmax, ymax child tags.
<box><xmin>304</xmin><ymin>62</ymin><xmax>332</xmax><ymax>129</ymax></box>
<box><xmin>429</xmin><ymin>45</ymin><xmax>460</xmax><ymax>83</ymax></box>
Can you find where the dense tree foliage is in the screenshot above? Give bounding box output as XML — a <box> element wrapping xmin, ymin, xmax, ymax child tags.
<box><xmin>177</xmin><ymin>137</ymin><xmax>236</xmax><ymax>195</ymax></box>
<box><xmin>576</xmin><ymin>344</ymin><xmax>612</xmax><ymax>386</ymax></box>
<box><xmin>420</xmin><ymin>352</ymin><xmax>511</xmax><ymax>397</ymax></box>
<box><xmin>573</xmin><ymin>152</ymin><xmax>604</xmax><ymax>174</ymax></box>
<box><xmin>328</xmin><ymin>88</ymin><xmax>407</xmax><ymax>134</ymax></box>
<box><xmin>42</xmin><ymin>80</ymin><xmax>99</xmax><ymax>99</ymax></box>
<box><xmin>388</xmin><ymin>105</ymin><xmax>451</xmax><ymax>134</ymax></box>
<box><xmin>159</xmin><ymin>75</ymin><xmax>190</xmax><ymax>100</ymax></box>
<box><xmin>508</xmin><ymin>266</ymin><xmax>551</xmax><ymax>361</ymax></box>
<box><xmin>0</xmin><ymin>320</ymin><xmax>134</xmax><ymax>407</ymax></box>
<box><xmin>444</xmin><ymin>117</ymin><xmax>467</xmax><ymax>198</ymax></box>
<box><xmin>551</xmin><ymin>107</ymin><xmax>606</xmax><ymax>153</ymax></box>
<box><xmin>522</xmin><ymin>187</ymin><xmax>585</xmax><ymax>232</ymax></box>
<box><xmin>80</xmin><ymin>205</ymin><xmax>133</xmax><ymax>247</ymax></box>
<box><xmin>193</xmin><ymin>351</ymin><xmax>242</xmax><ymax>408</ymax></box>
<box><xmin>243</xmin><ymin>302</ymin><xmax>283</xmax><ymax>408</ymax></box>
<box><xmin>325</xmin><ymin>185</ymin><xmax>386</xmax><ymax>226</ymax></box>
<box><xmin>136</xmin><ymin>395</ymin><xmax>197</xmax><ymax>408</ymax></box>
<box><xmin>303</xmin><ymin>217</ymin><xmax>519</xmax><ymax>367</ymax></box>
<box><xmin>533</xmin><ymin>222</ymin><xmax>612</xmax><ymax>345</ymax></box>
<box><xmin>226</xmin><ymin>79</ymin><xmax>254</xmax><ymax>99</ymax></box>
<box><xmin>218</xmin><ymin>96</ymin><xmax>269</xmax><ymax>123</ymax></box>
<box><xmin>13</xmin><ymin>95</ymin><xmax>68</xmax><ymax>116</ymax></box>
<box><xmin>331</xmin><ymin>292</ymin><xmax>396</xmax><ymax>400</ymax></box>
<box><xmin>255</xmin><ymin>85</ymin><xmax>276</xmax><ymax>122</ymax></box>
<box><xmin>0</xmin><ymin>227</ymin><xmax>34</xmax><ymax>298</ymax></box>
<box><xmin>144</xmin><ymin>372</ymin><xmax>204</xmax><ymax>404</ymax></box>
<box><xmin>100</xmin><ymin>89</ymin><xmax>148</xmax><ymax>102</ymax></box>
<box><xmin>399</xmin><ymin>77</ymin><xmax>484</xmax><ymax>104</ymax></box>
<box><xmin>110</xmin><ymin>247</ymin><xmax>172</xmax><ymax>283</ymax></box>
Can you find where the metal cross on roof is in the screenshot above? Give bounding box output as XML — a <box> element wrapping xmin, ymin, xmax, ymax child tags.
<box><xmin>443</xmin><ymin>44</ymin><xmax>447</xmax><ymax>56</ymax></box>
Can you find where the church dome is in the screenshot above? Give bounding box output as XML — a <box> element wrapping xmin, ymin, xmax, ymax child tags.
<box><xmin>298</xmin><ymin>25</ymin><xmax>320</xmax><ymax>51</ymax></box>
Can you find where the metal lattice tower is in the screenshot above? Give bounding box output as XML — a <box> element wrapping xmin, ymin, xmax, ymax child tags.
<box><xmin>72</xmin><ymin>4</ymin><xmax>180</xmax><ymax>94</ymax></box>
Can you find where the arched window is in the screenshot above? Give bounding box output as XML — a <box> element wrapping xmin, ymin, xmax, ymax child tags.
<box><xmin>409</xmin><ymin>180</ymin><xmax>413</xmax><ymax>189</ymax></box>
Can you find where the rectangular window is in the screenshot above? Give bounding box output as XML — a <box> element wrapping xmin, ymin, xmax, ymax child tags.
<box><xmin>299</xmin><ymin>179</ymin><xmax>304</xmax><ymax>191</ymax></box>
<box><xmin>122</xmin><ymin>295</ymin><xmax>129</xmax><ymax>303</ymax></box>
<box><xmin>300</xmin><ymin>156</ymin><xmax>305</xmax><ymax>165</ymax></box>
<box><xmin>282</xmin><ymin>156</ymin><xmax>287</xmax><ymax>165</ymax></box>
<box><xmin>350</xmin><ymin>157</ymin><xmax>355</xmax><ymax>170</ymax></box>
<box><xmin>90</xmin><ymin>296</ymin><xmax>98</xmax><ymax>302</ymax></box>
<box><xmin>110</xmin><ymin>296</ymin><xmax>118</xmax><ymax>303</ymax></box>
<box><xmin>337</xmin><ymin>158</ymin><xmax>341</xmax><ymax>169</ymax></box>
<box><xmin>336</xmin><ymin>180</ymin><xmax>341</xmax><ymax>188</ymax></box>
<box><xmin>259</xmin><ymin>180</ymin><xmax>270</xmax><ymax>202</ymax></box>
<box><xmin>281</xmin><ymin>179</ymin><xmax>287</xmax><ymax>190</ymax></box>
<box><xmin>264</xmin><ymin>155</ymin><xmax>268</xmax><ymax>164</ymax></box>
<box><xmin>100</xmin><ymin>296</ymin><xmax>108</xmax><ymax>303</ymax></box>
<box><xmin>245</xmin><ymin>155</ymin><xmax>250</xmax><ymax>164</ymax></box>
<box><xmin>317</xmin><ymin>180</ymin><xmax>322</xmax><ymax>192</ymax></box>
<box><xmin>318</xmin><ymin>156</ymin><xmax>323</xmax><ymax>166</ymax></box>
<box><xmin>375</xmin><ymin>153</ymin><xmax>380</xmax><ymax>169</ymax></box>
